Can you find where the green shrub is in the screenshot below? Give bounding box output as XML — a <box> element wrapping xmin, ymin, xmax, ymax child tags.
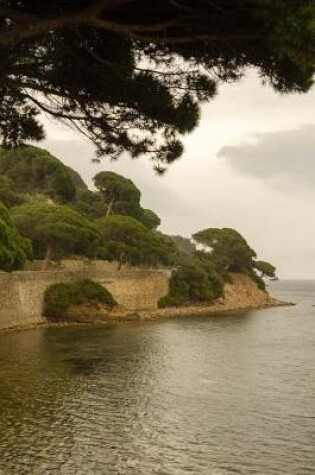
<box><xmin>0</xmin><ymin>201</ymin><xmax>31</xmax><ymax>271</ymax></box>
<box><xmin>159</xmin><ymin>261</ymin><xmax>223</xmax><ymax>308</ymax></box>
<box><xmin>43</xmin><ymin>280</ymin><xmax>117</xmax><ymax>320</ymax></box>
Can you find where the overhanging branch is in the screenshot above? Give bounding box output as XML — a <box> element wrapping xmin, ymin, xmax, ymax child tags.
<box><xmin>0</xmin><ymin>1</ymin><xmax>261</xmax><ymax>48</ymax></box>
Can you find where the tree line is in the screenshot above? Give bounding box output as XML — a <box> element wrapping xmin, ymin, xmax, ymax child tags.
<box><xmin>0</xmin><ymin>145</ymin><xmax>276</xmax><ymax>306</ymax></box>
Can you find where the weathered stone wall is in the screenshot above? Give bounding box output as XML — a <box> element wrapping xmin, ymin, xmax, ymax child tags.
<box><xmin>96</xmin><ymin>270</ymin><xmax>171</xmax><ymax>311</ymax></box>
<box><xmin>0</xmin><ymin>264</ymin><xmax>171</xmax><ymax>330</ymax></box>
<box><xmin>0</xmin><ymin>265</ymin><xmax>276</xmax><ymax>331</ymax></box>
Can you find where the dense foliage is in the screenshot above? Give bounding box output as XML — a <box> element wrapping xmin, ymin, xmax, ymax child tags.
<box><xmin>0</xmin><ymin>144</ymin><xmax>276</xmax><ymax>305</ymax></box>
<box><xmin>0</xmin><ymin>146</ymin><xmax>83</xmax><ymax>203</ymax></box>
<box><xmin>71</xmin><ymin>171</ymin><xmax>161</xmax><ymax>229</ymax></box>
<box><xmin>94</xmin><ymin>171</ymin><xmax>142</xmax><ymax>218</ymax></box>
<box><xmin>169</xmin><ymin>235</ymin><xmax>196</xmax><ymax>257</ymax></box>
<box><xmin>11</xmin><ymin>203</ymin><xmax>105</xmax><ymax>262</ymax></box>
<box><xmin>93</xmin><ymin>171</ymin><xmax>160</xmax><ymax>228</ymax></box>
<box><xmin>159</xmin><ymin>259</ymin><xmax>222</xmax><ymax>307</ymax></box>
<box><xmin>137</xmin><ymin>209</ymin><xmax>161</xmax><ymax>230</ymax></box>
<box><xmin>0</xmin><ymin>175</ymin><xmax>25</xmax><ymax>208</ymax></box>
<box><xmin>193</xmin><ymin>228</ymin><xmax>257</xmax><ymax>274</ymax></box>
<box><xmin>161</xmin><ymin>227</ymin><xmax>277</xmax><ymax>306</ymax></box>
<box><xmin>254</xmin><ymin>260</ymin><xmax>277</xmax><ymax>280</ymax></box>
<box><xmin>43</xmin><ymin>280</ymin><xmax>116</xmax><ymax>321</ymax></box>
<box><xmin>0</xmin><ymin>201</ymin><xmax>31</xmax><ymax>271</ymax></box>
<box><xmin>72</xmin><ymin>189</ymin><xmax>109</xmax><ymax>220</ymax></box>
<box><xmin>96</xmin><ymin>215</ymin><xmax>178</xmax><ymax>267</ymax></box>
<box><xmin>0</xmin><ymin>1</ymin><xmax>314</xmax><ymax>169</ymax></box>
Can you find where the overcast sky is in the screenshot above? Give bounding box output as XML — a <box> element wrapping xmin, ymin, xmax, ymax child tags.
<box><xmin>41</xmin><ymin>71</ymin><xmax>315</xmax><ymax>279</ymax></box>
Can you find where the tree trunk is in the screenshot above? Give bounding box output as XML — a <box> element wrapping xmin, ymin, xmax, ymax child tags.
<box><xmin>106</xmin><ymin>197</ymin><xmax>115</xmax><ymax>218</ymax></box>
<box><xmin>117</xmin><ymin>252</ymin><xmax>125</xmax><ymax>271</ymax></box>
<box><xmin>42</xmin><ymin>245</ymin><xmax>53</xmax><ymax>271</ymax></box>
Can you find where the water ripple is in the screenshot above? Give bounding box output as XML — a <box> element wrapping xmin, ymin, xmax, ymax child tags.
<box><xmin>0</xmin><ymin>281</ymin><xmax>314</xmax><ymax>474</ymax></box>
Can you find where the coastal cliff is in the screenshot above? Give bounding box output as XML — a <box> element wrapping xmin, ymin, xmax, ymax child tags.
<box><xmin>138</xmin><ymin>273</ymin><xmax>282</xmax><ymax>320</ymax></box>
<box><xmin>217</xmin><ymin>273</ymin><xmax>278</xmax><ymax>310</ymax></box>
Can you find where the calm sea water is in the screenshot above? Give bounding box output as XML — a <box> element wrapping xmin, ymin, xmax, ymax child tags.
<box><xmin>0</xmin><ymin>280</ymin><xmax>314</xmax><ymax>475</ymax></box>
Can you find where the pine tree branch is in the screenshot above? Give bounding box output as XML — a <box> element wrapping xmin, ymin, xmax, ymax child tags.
<box><xmin>0</xmin><ymin>6</ymin><xmax>37</xmax><ymax>23</ymax></box>
<box><xmin>0</xmin><ymin>2</ymin><xmax>261</xmax><ymax>47</ymax></box>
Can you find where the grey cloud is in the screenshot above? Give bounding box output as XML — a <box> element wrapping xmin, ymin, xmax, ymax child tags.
<box><xmin>218</xmin><ymin>125</ymin><xmax>315</xmax><ymax>188</ymax></box>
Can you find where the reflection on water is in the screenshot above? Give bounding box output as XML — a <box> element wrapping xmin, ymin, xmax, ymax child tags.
<box><xmin>0</xmin><ymin>281</ymin><xmax>314</xmax><ymax>474</ymax></box>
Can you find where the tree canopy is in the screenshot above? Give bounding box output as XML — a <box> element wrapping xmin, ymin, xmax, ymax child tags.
<box><xmin>191</xmin><ymin>226</ymin><xmax>278</xmax><ymax>291</ymax></box>
<box><xmin>169</xmin><ymin>235</ymin><xmax>196</xmax><ymax>257</ymax></box>
<box><xmin>0</xmin><ymin>1</ymin><xmax>314</xmax><ymax>170</ymax></box>
<box><xmin>96</xmin><ymin>215</ymin><xmax>177</xmax><ymax>266</ymax></box>
<box><xmin>193</xmin><ymin>228</ymin><xmax>257</xmax><ymax>274</ymax></box>
<box><xmin>94</xmin><ymin>171</ymin><xmax>142</xmax><ymax>218</ymax></box>
<box><xmin>71</xmin><ymin>170</ymin><xmax>161</xmax><ymax>228</ymax></box>
<box><xmin>72</xmin><ymin>188</ymin><xmax>109</xmax><ymax>219</ymax></box>
<box><xmin>139</xmin><ymin>209</ymin><xmax>161</xmax><ymax>230</ymax></box>
<box><xmin>11</xmin><ymin>203</ymin><xmax>105</xmax><ymax>263</ymax></box>
<box><xmin>0</xmin><ymin>145</ymin><xmax>83</xmax><ymax>203</ymax></box>
<box><xmin>0</xmin><ymin>201</ymin><xmax>31</xmax><ymax>271</ymax></box>
<box><xmin>254</xmin><ymin>260</ymin><xmax>277</xmax><ymax>280</ymax></box>
<box><xmin>0</xmin><ymin>175</ymin><xmax>25</xmax><ymax>208</ymax></box>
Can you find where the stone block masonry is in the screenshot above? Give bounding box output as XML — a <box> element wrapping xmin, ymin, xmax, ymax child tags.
<box><xmin>0</xmin><ymin>262</ymin><xmax>172</xmax><ymax>330</ymax></box>
<box><xmin>0</xmin><ymin>264</ymin><xmax>279</xmax><ymax>331</ymax></box>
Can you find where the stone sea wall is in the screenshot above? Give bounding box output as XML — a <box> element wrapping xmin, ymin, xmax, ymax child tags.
<box><xmin>0</xmin><ymin>263</ymin><xmax>279</xmax><ymax>331</ymax></box>
<box><xmin>0</xmin><ymin>261</ymin><xmax>172</xmax><ymax>330</ymax></box>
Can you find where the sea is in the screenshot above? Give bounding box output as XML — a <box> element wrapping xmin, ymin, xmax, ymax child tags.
<box><xmin>0</xmin><ymin>280</ymin><xmax>314</xmax><ymax>474</ymax></box>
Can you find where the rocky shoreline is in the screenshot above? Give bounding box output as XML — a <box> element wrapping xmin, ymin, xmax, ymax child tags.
<box><xmin>0</xmin><ymin>273</ymin><xmax>293</xmax><ymax>333</ymax></box>
<box><xmin>0</xmin><ymin>298</ymin><xmax>291</xmax><ymax>335</ymax></box>
<box><xmin>136</xmin><ymin>298</ymin><xmax>290</xmax><ymax>321</ymax></box>
<box><xmin>42</xmin><ymin>273</ymin><xmax>291</xmax><ymax>324</ymax></box>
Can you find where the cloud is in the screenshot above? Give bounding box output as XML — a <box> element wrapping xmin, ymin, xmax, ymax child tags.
<box><xmin>218</xmin><ymin>125</ymin><xmax>315</xmax><ymax>189</ymax></box>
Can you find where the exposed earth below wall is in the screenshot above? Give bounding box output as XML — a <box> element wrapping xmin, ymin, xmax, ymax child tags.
<box><xmin>0</xmin><ymin>263</ymin><xmax>283</xmax><ymax>331</ymax></box>
<box><xmin>139</xmin><ymin>273</ymin><xmax>284</xmax><ymax>320</ymax></box>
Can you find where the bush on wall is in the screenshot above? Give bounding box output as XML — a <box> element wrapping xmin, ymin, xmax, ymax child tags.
<box><xmin>43</xmin><ymin>280</ymin><xmax>117</xmax><ymax>321</ymax></box>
